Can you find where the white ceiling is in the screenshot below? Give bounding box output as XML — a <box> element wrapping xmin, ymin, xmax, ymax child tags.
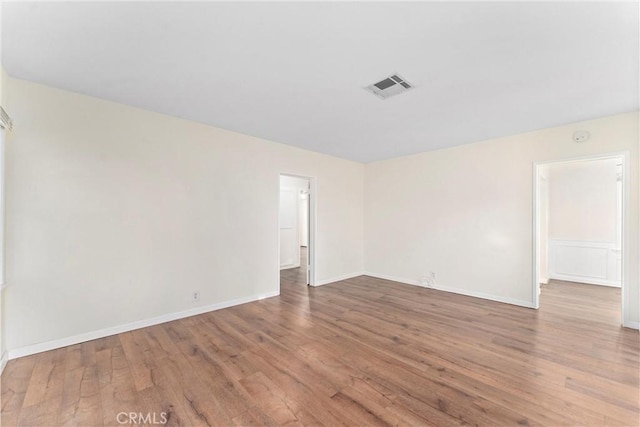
<box><xmin>2</xmin><ymin>1</ymin><xmax>638</xmax><ymax>163</ymax></box>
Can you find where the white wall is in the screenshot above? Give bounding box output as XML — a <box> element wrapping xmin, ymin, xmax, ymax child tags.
<box><xmin>538</xmin><ymin>169</ymin><xmax>549</xmax><ymax>284</ymax></box>
<box><xmin>364</xmin><ymin>112</ymin><xmax>639</xmax><ymax>327</ymax></box>
<box><xmin>0</xmin><ymin>64</ymin><xmax>9</xmax><ymax>370</ymax></box>
<box><xmin>4</xmin><ymin>76</ymin><xmax>364</xmax><ymax>354</ymax></box>
<box><xmin>547</xmin><ymin>158</ymin><xmax>621</xmax><ymax>287</ymax></box>
<box><xmin>299</xmin><ymin>194</ymin><xmax>309</xmax><ymax>247</ymax></box>
<box><xmin>279</xmin><ymin>188</ymin><xmax>299</xmax><ymax>268</ymax></box>
<box><xmin>548</xmin><ymin>159</ymin><xmax>619</xmax><ymax>242</ymax></box>
<box><xmin>279</xmin><ymin>175</ymin><xmax>308</xmax><ymax>269</ymax></box>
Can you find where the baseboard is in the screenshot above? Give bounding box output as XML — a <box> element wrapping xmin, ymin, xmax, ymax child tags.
<box><xmin>0</xmin><ymin>351</ymin><xmax>7</xmax><ymax>376</ymax></box>
<box><xmin>280</xmin><ymin>263</ymin><xmax>301</xmax><ymax>271</ymax></box>
<box><xmin>432</xmin><ymin>283</ymin><xmax>536</xmax><ymax>309</ymax></box>
<box><xmin>364</xmin><ymin>272</ymin><xmax>536</xmax><ymax>309</ymax></box>
<box><xmin>7</xmin><ymin>290</ymin><xmax>280</xmax><ymax>360</ymax></box>
<box><xmin>314</xmin><ymin>271</ymin><xmax>364</xmax><ymax>287</ymax></box>
<box><xmin>622</xmin><ymin>320</ymin><xmax>639</xmax><ymax>330</ymax></box>
<box><xmin>363</xmin><ymin>272</ymin><xmax>418</xmax><ymax>288</ymax></box>
<box><xmin>549</xmin><ymin>274</ymin><xmax>621</xmax><ymax>288</ymax></box>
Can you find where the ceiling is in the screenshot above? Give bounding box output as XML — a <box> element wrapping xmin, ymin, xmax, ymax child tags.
<box><xmin>2</xmin><ymin>1</ymin><xmax>638</xmax><ymax>163</ymax></box>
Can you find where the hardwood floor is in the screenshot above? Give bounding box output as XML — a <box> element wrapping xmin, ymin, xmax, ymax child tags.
<box><xmin>1</xmin><ymin>276</ymin><xmax>638</xmax><ymax>426</ymax></box>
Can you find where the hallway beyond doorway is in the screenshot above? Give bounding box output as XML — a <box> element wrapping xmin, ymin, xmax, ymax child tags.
<box><xmin>280</xmin><ymin>247</ymin><xmax>307</xmax><ymax>286</ymax></box>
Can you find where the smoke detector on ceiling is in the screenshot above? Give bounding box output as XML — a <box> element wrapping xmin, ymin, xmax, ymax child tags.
<box><xmin>365</xmin><ymin>74</ymin><xmax>414</xmax><ymax>100</ymax></box>
<box><xmin>572</xmin><ymin>130</ymin><xmax>590</xmax><ymax>143</ymax></box>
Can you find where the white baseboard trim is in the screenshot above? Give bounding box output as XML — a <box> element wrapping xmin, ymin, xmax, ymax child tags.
<box><xmin>363</xmin><ymin>272</ymin><xmax>418</xmax><ymax>287</ymax></box>
<box><xmin>314</xmin><ymin>272</ymin><xmax>364</xmax><ymax>287</ymax></box>
<box><xmin>7</xmin><ymin>290</ymin><xmax>280</xmax><ymax>360</ymax></box>
<box><xmin>280</xmin><ymin>263</ymin><xmax>301</xmax><ymax>271</ymax></box>
<box><xmin>548</xmin><ymin>274</ymin><xmax>621</xmax><ymax>288</ymax></box>
<box><xmin>433</xmin><ymin>283</ymin><xmax>537</xmax><ymax>309</ymax></box>
<box><xmin>0</xmin><ymin>351</ymin><xmax>7</xmax><ymax>376</ymax></box>
<box><xmin>364</xmin><ymin>272</ymin><xmax>536</xmax><ymax>309</ymax></box>
<box><xmin>623</xmin><ymin>320</ymin><xmax>639</xmax><ymax>330</ymax></box>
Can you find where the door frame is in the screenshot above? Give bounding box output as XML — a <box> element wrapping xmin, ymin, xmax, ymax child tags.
<box><xmin>278</xmin><ymin>173</ymin><xmax>316</xmax><ymax>290</ymax></box>
<box><xmin>532</xmin><ymin>151</ymin><xmax>629</xmax><ymax>327</ymax></box>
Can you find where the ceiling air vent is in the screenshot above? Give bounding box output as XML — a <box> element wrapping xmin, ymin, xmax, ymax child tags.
<box><xmin>365</xmin><ymin>74</ymin><xmax>414</xmax><ymax>100</ymax></box>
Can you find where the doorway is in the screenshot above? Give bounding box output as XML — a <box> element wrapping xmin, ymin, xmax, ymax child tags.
<box><xmin>279</xmin><ymin>174</ymin><xmax>314</xmax><ymax>288</ymax></box>
<box><xmin>534</xmin><ymin>153</ymin><xmax>628</xmax><ymax>326</ymax></box>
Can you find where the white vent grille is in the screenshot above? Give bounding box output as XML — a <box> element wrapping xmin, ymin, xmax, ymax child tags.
<box><xmin>365</xmin><ymin>74</ymin><xmax>414</xmax><ymax>100</ymax></box>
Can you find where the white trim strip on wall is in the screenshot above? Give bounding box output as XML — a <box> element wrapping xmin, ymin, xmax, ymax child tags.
<box><xmin>8</xmin><ymin>290</ymin><xmax>279</xmax><ymax>360</ymax></box>
<box><xmin>623</xmin><ymin>320</ymin><xmax>639</xmax><ymax>330</ymax></box>
<box><xmin>364</xmin><ymin>272</ymin><xmax>536</xmax><ymax>309</ymax></box>
<box><xmin>548</xmin><ymin>239</ymin><xmax>621</xmax><ymax>288</ymax></box>
<box><xmin>314</xmin><ymin>272</ymin><xmax>365</xmax><ymax>287</ymax></box>
<box><xmin>0</xmin><ymin>351</ymin><xmax>7</xmax><ymax>375</ymax></box>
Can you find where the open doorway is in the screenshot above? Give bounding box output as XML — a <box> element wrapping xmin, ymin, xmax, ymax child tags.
<box><xmin>534</xmin><ymin>154</ymin><xmax>627</xmax><ymax>326</ymax></box>
<box><xmin>279</xmin><ymin>174</ymin><xmax>314</xmax><ymax>288</ymax></box>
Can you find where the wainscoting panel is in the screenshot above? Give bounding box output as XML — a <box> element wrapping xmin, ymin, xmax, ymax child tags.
<box><xmin>548</xmin><ymin>239</ymin><xmax>621</xmax><ymax>287</ymax></box>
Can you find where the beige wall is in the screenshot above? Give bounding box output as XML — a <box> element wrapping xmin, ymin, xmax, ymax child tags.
<box><xmin>364</xmin><ymin>112</ymin><xmax>639</xmax><ymax>326</ymax></box>
<box><xmin>4</xmin><ymin>77</ymin><xmax>365</xmax><ymax>353</ymax></box>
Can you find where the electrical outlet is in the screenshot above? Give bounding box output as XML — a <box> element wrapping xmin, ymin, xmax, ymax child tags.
<box><xmin>192</xmin><ymin>291</ymin><xmax>200</xmax><ymax>302</ymax></box>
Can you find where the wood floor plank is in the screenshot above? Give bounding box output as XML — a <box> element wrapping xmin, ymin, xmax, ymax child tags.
<box><xmin>240</xmin><ymin>349</ymin><xmax>351</xmax><ymax>427</ymax></box>
<box><xmin>166</xmin><ymin>319</ymin><xmax>255</xmax><ymax>422</ymax></box>
<box><xmin>95</xmin><ymin>345</ymin><xmax>140</xmax><ymax>427</ymax></box>
<box><xmin>15</xmin><ymin>348</ymin><xmax>67</xmax><ymax>427</ymax></box>
<box><xmin>151</xmin><ymin>349</ymin><xmax>226</xmax><ymax>426</ymax></box>
<box><xmin>239</xmin><ymin>371</ymin><xmax>321</xmax><ymax>426</ymax></box>
<box><xmin>0</xmin><ymin>355</ymin><xmax>38</xmax><ymax>426</ymax></box>
<box><xmin>118</xmin><ymin>331</ymin><xmax>156</xmax><ymax>392</ymax></box>
<box><xmin>58</xmin><ymin>364</ymin><xmax>102</xmax><ymax>427</ymax></box>
<box><xmin>231</xmin><ymin>405</ymin><xmax>279</xmax><ymax>427</ymax></box>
